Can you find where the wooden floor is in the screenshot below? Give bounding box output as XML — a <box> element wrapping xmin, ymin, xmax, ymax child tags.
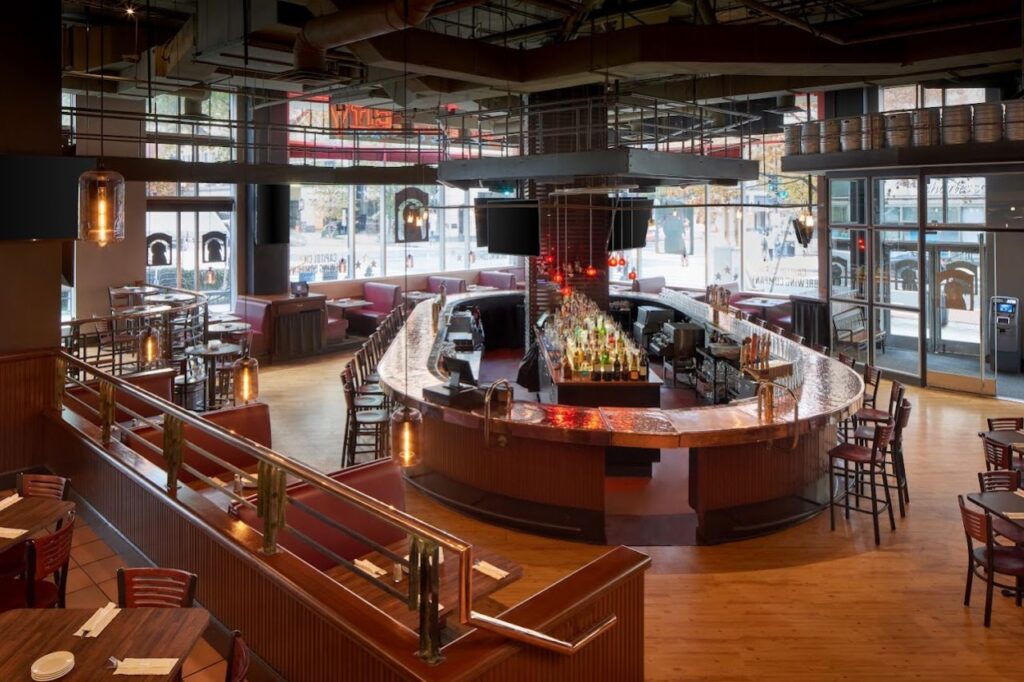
<box><xmin>262</xmin><ymin>352</ymin><xmax>1024</xmax><ymax>681</ymax></box>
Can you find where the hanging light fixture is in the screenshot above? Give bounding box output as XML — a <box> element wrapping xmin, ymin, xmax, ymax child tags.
<box><xmin>78</xmin><ymin>5</ymin><xmax>126</xmax><ymax>248</ymax></box>
<box><xmin>137</xmin><ymin>325</ymin><xmax>163</xmax><ymax>370</ymax></box>
<box><xmin>204</xmin><ymin>266</ymin><xmax>217</xmax><ymax>286</ymax></box>
<box><xmin>392</xmin><ymin>8</ymin><xmax>422</xmax><ymax>469</ymax></box>
<box><xmin>628</xmin><ymin>269</ymin><xmax>638</xmax><ymax>281</ymax></box>
<box><xmin>792</xmin><ymin>210</ymin><xmax>815</xmax><ymax>247</ymax></box>
<box><xmin>232</xmin><ymin>355</ymin><xmax>260</xmax><ymax>404</ymax></box>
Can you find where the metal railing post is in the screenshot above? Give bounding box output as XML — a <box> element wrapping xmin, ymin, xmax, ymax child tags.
<box><xmin>163</xmin><ymin>414</ymin><xmax>184</xmax><ymax>495</ymax></box>
<box><xmin>409</xmin><ymin>536</ymin><xmax>443</xmax><ymax>665</ymax></box>
<box><xmin>98</xmin><ymin>380</ymin><xmax>116</xmax><ymax>446</ymax></box>
<box><xmin>53</xmin><ymin>356</ymin><xmax>66</xmax><ymax>412</ymax></box>
<box><xmin>257</xmin><ymin>461</ymin><xmax>287</xmax><ymax>555</ymax></box>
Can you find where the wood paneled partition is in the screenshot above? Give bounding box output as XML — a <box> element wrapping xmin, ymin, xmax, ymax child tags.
<box><xmin>0</xmin><ymin>351</ymin><xmax>55</xmax><ymax>472</ymax></box>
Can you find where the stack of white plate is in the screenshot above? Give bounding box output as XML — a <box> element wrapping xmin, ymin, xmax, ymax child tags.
<box><xmin>820</xmin><ymin>118</ymin><xmax>841</xmax><ymax>153</ymax></box>
<box><xmin>799</xmin><ymin>121</ymin><xmax>820</xmax><ymax>154</ymax></box>
<box><xmin>31</xmin><ymin>652</ymin><xmax>74</xmax><ymax>681</ymax></box>
<box><xmin>783</xmin><ymin>124</ymin><xmax>801</xmax><ymax>155</ymax></box>
<box><xmin>973</xmin><ymin>102</ymin><xmax>1002</xmax><ymax>143</ymax></box>
<box><xmin>912</xmin><ymin>108</ymin><xmax>939</xmax><ymax>146</ymax></box>
<box><xmin>1005</xmin><ymin>100</ymin><xmax>1024</xmax><ymax>141</ymax></box>
<box><xmin>884</xmin><ymin>113</ymin><xmax>911</xmax><ymax>148</ymax></box>
<box><xmin>840</xmin><ymin>117</ymin><xmax>861</xmax><ymax>151</ymax></box>
<box><xmin>862</xmin><ymin>113</ymin><xmax>885</xmax><ymax>150</ymax></box>
<box><xmin>941</xmin><ymin>105</ymin><xmax>972</xmax><ymax>144</ymax></box>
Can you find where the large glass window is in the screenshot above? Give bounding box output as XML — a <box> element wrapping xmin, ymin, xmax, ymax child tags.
<box><xmin>289</xmin><ymin>184</ymin><xmax>351</xmax><ymax>283</ymax></box>
<box><xmin>874</xmin><ymin>178</ymin><xmax>919</xmax><ymax>226</ymax></box>
<box><xmin>146</xmin><ymin>92</ymin><xmax>235</xmax><ymax>163</ymax></box>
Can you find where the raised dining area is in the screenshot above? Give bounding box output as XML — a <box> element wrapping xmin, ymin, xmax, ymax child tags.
<box><xmin>4</xmin><ymin>1</ymin><xmax>1024</xmax><ymax>681</ymax></box>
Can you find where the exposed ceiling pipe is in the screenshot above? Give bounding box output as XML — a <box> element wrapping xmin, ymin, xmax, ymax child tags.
<box><xmin>730</xmin><ymin>0</ymin><xmax>846</xmax><ymax>43</ymax></box>
<box><xmin>294</xmin><ymin>0</ymin><xmax>441</xmax><ymax>72</ymax></box>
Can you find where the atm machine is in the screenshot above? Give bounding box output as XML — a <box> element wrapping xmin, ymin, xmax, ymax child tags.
<box><xmin>991</xmin><ymin>296</ymin><xmax>1021</xmax><ymax>374</ymax></box>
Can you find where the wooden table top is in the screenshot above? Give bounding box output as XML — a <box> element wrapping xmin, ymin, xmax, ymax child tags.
<box><xmin>143</xmin><ymin>293</ymin><xmax>196</xmax><ymax>304</ymax></box>
<box><xmin>207</xmin><ymin>322</ymin><xmax>252</xmax><ymax>335</ymax></box>
<box><xmin>0</xmin><ymin>491</ymin><xmax>75</xmax><ymax>553</ymax></box>
<box><xmin>740</xmin><ymin>297</ymin><xmax>789</xmax><ymax>309</ymax></box>
<box><xmin>0</xmin><ymin>607</ymin><xmax>209</xmax><ymax>681</ymax></box>
<box><xmin>184</xmin><ymin>343</ymin><xmax>242</xmax><ymax>359</ymax></box>
<box><xmin>324</xmin><ymin>541</ymin><xmax>521</xmax><ymax>631</ymax></box>
<box><xmin>979</xmin><ymin>429</ymin><xmax>1024</xmax><ymax>448</ymax></box>
<box><xmin>967</xmin><ymin>491</ymin><xmax>1024</xmax><ymax>528</ymax></box>
<box><xmin>326</xmin><ymin>299</ymin><xmax>371</xmax><ymax>310</ymax></box>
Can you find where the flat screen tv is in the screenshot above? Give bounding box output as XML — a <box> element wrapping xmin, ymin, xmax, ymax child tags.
<box><xmin>473</xmin><ymin>198</ymin><xmax>540</xmax><ymax>256</ymax></box>
<box><xmin>0</xmin><ymin>155</ymin><xmax>95</xmax><ymax>240</ymax></box>
<box><xmin>607</xmin><ymin>197</ymin><xmax>653</xmax><ymax>251</ymax></box>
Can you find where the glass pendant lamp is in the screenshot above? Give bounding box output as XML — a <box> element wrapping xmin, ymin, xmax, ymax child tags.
<box><xmin>78</xmin><ymin>167</ymin><xmax>125</xmax><ymax>247</ymax></box>
<box><xmin>233</xmin><ymin>356</ymin><xmax>260</xmax><ymax>405</ymax></box>
<box><xmin>391</xmin><ymin>405</ymin><xmax>423</xmax><ymax>468</ymax></box>
<box><xmin>136</xmin><ymin>325</ymin><xmax>163</xmax><ymax>370</ymax></box>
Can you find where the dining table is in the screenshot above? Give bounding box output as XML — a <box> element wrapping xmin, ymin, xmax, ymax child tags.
<box><xmin>324</xmin><ymin>540</ymin><xmax>521</xmax><ymax>630</ymax></box>
<box><xmin>109</xmin><ymin>286</ymin><xmax>160</xmax><ymax>307</ymax></box>
<box><xmin>143</xmin><ymin>292</ymin><xmax>196</xmax><ymax>306</ymax></box>
<box><xmin>738</xmin><ymin>296</ymin><xmax>789</xmax><ymax>321</ymax></box>
<box><xmin>0</xmin><ymin>607</ymin><xmax>209</xmax><ymax>681</ymax></box>
<box><xmin>184</xmin><ymin>342</ymin><xmax>242</xmax><ymax>411</ymax></box>
<box><xmin>966</xmin><ymin>491</ymin><xmax>1024</xmax><ymax>527</ymax></box>
<box><xmin>207</xmin><ymin>321</ymin><xmax>252</xmax><ymax>337</ymax></box>
<box><xmin>978</xmin><ymin>429</ymin><xmax>1024</xmax><ymax>450</ymax></box>
<box><xmin>0</xmin><ymin>490</ymin><xmax>75</xmax><ymax>553</ymax></box>
<box><xmin>326</xmin><ymin>298</ymin><xmax>372</xmax><ymax>312</ymax></box>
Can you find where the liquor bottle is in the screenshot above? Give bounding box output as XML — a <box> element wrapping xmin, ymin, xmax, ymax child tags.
<box><xmin>612</xmin><ymin>353</ymin><xmax>622</xmax><ymax>381</ymax></box>
<box><xmin>628</xmin><ymin>353</ymin><xmax>639</xmax><ymax>381</ymax></box>
<box><xmin>639</xmin><ymin>352</ymin><xmax>649</xmax><ymax>380</ymax></box>
<box><xmin>562</xmin><ymin>354</ymin><xmax>573</xmax><ymax>381</ymax></box>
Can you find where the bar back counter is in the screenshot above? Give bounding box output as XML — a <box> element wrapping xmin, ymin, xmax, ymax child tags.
<box><xmin>379</xmin><ymin>290</ymin><xmax>864</xmax><ymax>545</ymax></box>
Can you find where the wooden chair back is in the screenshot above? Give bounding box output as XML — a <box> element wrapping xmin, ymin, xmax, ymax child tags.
<box><xmin>863</xmin><ymin>365</ymin><xmax>882</xmax><ymax>405</ymax></box>
<box><xmin>978</xmin><ymin>469</ymin><xmax>1021</xmax><ymax>492</ymax></box>
<box><xmin>870</xmin><ymin>422</ymin><xmax>895</xmax><ymax>461</ymax></box>
<box><xmin>958</xmin><ymin>494</ymin><xmax>990</xmax><ymax>547</ymax></box>
<box><xmin>987</xmin><ymin>417</ymin><xmax>1024</xmax><ymax>432</ymax></box>
<box><xmin>26</xmin><ymin>515</ymin><xmax>75</xmax><ymax>607</ymax></box>
<box><xmin>116</xmin><ymin>567</ymin><xmax>197</xmax><ymax>608</ymax></box>
<box><xmin>17</xmin><ymin>473</ymin><xmax>70</xmax><ymax>501</ymax></box>
<box><xmin>837</xmin><ymin>352</ymin><xmax>857</xmax><ymax>368</ymax></box>
<box><xmin>981</xmin><ymin>437</ymin><xmax>1013</xmax><ymax>471</ymax></box>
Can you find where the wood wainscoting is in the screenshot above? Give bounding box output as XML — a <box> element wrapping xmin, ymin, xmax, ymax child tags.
<box><xmin>0</xmin><ymin>351</ymin><xmax>56</xmax><ymax>473</ymax></box>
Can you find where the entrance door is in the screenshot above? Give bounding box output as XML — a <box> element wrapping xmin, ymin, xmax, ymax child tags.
<box><xmin>923</xmin><ymin>231</ymin><xmax>993</xmax><ymax>394</ymax></box>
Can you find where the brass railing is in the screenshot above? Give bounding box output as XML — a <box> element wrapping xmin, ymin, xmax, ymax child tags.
<box><xmin>58</xmin><ymin>351</ymin><xmax>616</xmax><ymax>663</ymax></box>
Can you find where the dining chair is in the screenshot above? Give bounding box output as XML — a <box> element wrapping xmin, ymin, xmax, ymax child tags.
<box><xmin>958</xmin><ymin>494</ymin><xmax>1024</xmax><ymax>626</ymax></box>
<box><xmin>225</xmin><ymin>630</ymin><xmax>251</xmax><ymax>682</ymax></box>
<box><xmin>0</xmin><ymin>513</ymin><xmax>75</xmax><ymax>612</ymax></box>
<box><xmin>977</xmin><ymin>470</ymin><xmax>1024</xmax><ymax>545</ymax></box>
<box><xmin>829</xmin><ymin>422</ymin><xmax>896</xmax><ymax>545</ymax></box>
<box><xmin>0</xmin><ymin>474</ymin><xmax>72</xmax><ymax>579</ymax></box>
<box><xmin>981</xmin><ymin>437</ymin><xmax>1014</xmax><ymax>472</ymax></box>
<box><xmin>116</xmin><ymin>567</ymin><xmax>198</xmax><ymax>608</ymax></box>
<box><xmin>987</xmin><ymin>417</ymin><xmax>1024</xmax><ymax>432</ymax></box>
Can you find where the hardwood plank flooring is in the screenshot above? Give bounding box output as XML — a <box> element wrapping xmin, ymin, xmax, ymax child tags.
<box><xmin>262</xmin><ymin>351</ymin><xmax>1024</xmax><ymax>681</ymax></box>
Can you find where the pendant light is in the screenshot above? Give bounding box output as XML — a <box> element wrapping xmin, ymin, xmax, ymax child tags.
<box><xmin>136</xmin><ymin>325</ymin><xmax>163</xmax><ymax>370</ymax></box>
<box><xmin>204</xmin><ymin>266</ymin><xmax>217</xmax><ymax>286</ymax></box>
<box><xmin>392</xmin><ymin>2</ymin><xmax>422</xmax><ymax>469</ymax></box>
<box><xmin>79</xmin><ymin>2</ymin><xmax>125</xmax><ymax>247</ymax></box>
<box><xmin>233</xmin><ymin>355</ymin><xmax>260</xmax><ymax>404</ymax></box>
<box><xmin>585</xmin><ymin>195</ymin><xmax>596</xmax><ymax>278</ymax></box>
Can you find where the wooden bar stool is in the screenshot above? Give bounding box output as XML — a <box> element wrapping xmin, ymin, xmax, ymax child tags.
<box><xmin>342</xmin><ymin>378</ymin><xmax>389</xmax><ymax>467</ymax></box>
<box><xmin>854</xmin><ymin>389</ymin><xmax>909</xmax><ymax>517</ymax></box>
<box><xmin>862</xmin><ymin>365</ymin><xmax>882</xmax><ymax>409</ymax></box>
<box><xmin>829</xmin><ymin>421</ymin><xmax>896</xmax><ymax>545</ymax></box>
<box><xmin>837</xmin><ymin>352</ymin><xmax>857</xmax><ymax>369</ymax></box>
<box><xmin>341</xmin><ymin>365</ymin><xmax>385</xmax><ymax>411</ymax></box>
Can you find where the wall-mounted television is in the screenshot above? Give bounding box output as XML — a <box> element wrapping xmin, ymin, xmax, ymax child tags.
<box><xmin>0</xmin><ymin>155</ymin><xmax>95</xmax><ymax>240</ymax></box>
<box><xmin>607</xmin><ymin>197</ymin><xmax>653</xmax><ymax>251</ymax></box>
<box><xmin>473</xmin><ymin>198</ymin><xmax>540</xmax><ymax>256</ymax></box>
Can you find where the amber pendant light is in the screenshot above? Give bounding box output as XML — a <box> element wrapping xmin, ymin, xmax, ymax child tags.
<box><xmin>233</xmin><ymin>356</ymin><xmax>260</xmax><ymax>405</ymax></box>
<box><xmin>136</xmin><ymin>325</ymin><xmax>163</xmax><ymax>370</ymax></box>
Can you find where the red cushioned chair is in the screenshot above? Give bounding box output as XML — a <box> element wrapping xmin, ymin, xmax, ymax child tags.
<box><xmin>234</xmin><ymin>297</ymin><xmax>273</xmax><ymax>358</ymax></box>
<box><xmin>225</xmin><ymin>630</ymin><xmax>251</xmax><ymax>682</ymax></box>
<box><xmin>116</xmin><ymin>567</ymin><xmax>197</xmax><ymax>608</ymax></box>
<box><xmin>0</xmin><ymin>514</ymin><xmax>75</xmax><ymax>612</ymax></box>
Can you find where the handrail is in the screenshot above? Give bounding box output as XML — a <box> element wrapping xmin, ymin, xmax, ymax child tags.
<box><xmin>59</xmin><ymin>349</ymin><xmax>621</xmax><ymax>663</ymax></box>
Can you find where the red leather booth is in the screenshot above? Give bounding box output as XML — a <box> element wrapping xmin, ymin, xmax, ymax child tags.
<box><xmin>234</xmin><ymin>297</ymin><xmax>273</xmax><ymax>358</ymax></box>
<box><xmin>232</xmin><ymin>460</ymin><xmax>407</xmax><ymax>570</ymax></box>
<box><xmin>346</xmin><ymin>282</ymin><xmax>402</xmax><ymax>337</ymax></box>
<box><xmin>66</xmin><ymin>368</ymin><xmax>175</xmax><ymax>425</ymax></box>
<box><xmin>478</xmin><ymin>271</ymin><xmax>517</xmax><ymax>290</ymax></box>
<box><xmin>426</xmin><ymin>276</ymin><xmax>467</xmax><ymax>294</ymax></box>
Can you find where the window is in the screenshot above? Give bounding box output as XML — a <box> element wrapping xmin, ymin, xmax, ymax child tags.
<box><xmin>146</xmin><ymin>92</ymin><xmax>235</xmax><ymax>163</ymax></box>
<box><xmin>290</xmin><ymin>184</ymin><xmax>352</xmax><ymax>283</ymax></box>
<box><xmin>874</xmin><ymin>178</ymin><xmax>919</xmax><ymax>226</ymax></box>
<box><xmin>880</xmin><ymin>85</ymin><xmax>919</xmax><ymax>112</ymax></box>
<box><xmin>880</xmin><ymin>85</ymin><xmax>987</xmax><ymax>111</ymax></box>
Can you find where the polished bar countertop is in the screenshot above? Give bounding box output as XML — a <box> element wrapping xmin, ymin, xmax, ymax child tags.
<box><xmin>379</xmin><ymin>290</ymin><xmax>863</xmax><ymax>449</ymax></box>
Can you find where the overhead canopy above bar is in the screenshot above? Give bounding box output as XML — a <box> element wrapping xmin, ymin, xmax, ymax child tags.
<box><xmin>438</xmin><ymin>148</ymin><xmax>759</xmax><ymax>189</ymax></box>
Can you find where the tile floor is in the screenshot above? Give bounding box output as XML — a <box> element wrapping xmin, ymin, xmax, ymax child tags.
<box><xmin>66</xmin><ymin>516</ymin><xmax>229</xmax><ymax>681</ymax></box>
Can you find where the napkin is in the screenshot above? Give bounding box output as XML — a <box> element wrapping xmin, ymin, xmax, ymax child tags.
<box><xmin>354</xmin><ymin>559</ymin><xmax>387</xmax><ymax>578</ymax></box>
<box><xmin>1014</xmin><ymin>490</ymin><xmax>1024</xmax><ymax>499</ymax></box>
<box><xmin>114</xmin><ymin>659</ymin><xmax>179</xmax><ymax>676</ymax></box>
<box><xmin>1005</xmin><ymin>512</ymin><xmax>1024</xmax><ymax>520</ymax></box>
<box><xmin>473</xmin><ymin>560</ymin><xmax>510</xmax><ymax>580</ymax></box>
<box><xmin>74</xmin><ymin>602</ymin><xmax>119</xmax><ymax>638</ymax></box>
<box><xmin>0</xmin><ymin>494</ymin><xmax>22</xmax><ymax>511</ymax></box>
<box><xmin>0</xmin><ymin>527</ymin><xmax>26</xmax><ymax>539</ymax></box>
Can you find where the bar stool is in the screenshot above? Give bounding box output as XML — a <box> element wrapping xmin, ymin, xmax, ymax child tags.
<box><xmin>837</xmin><ymin>352</ymin><xmax>857</xmax><ymax>369</ymax></box>
<box><xmin>341</xmin><ymin>365</ymin><xmax>385</xmax><ymax>411</ymax></box>
<box><xmin>862</xmin><ymin>365</ymin><xmax>882</xmax><ymax>409</ymax></box>
<box><xmin>786</xmin><ymin>332</ymin><xmax>805</xmax><ymax>344</ymax></box>
<box><xmin>854</xmin><ymin>387</ymin><xmax>908</xmax><ymax>516</ymax></box>
<box><xmin>342</xmin><ymin>378</ymin><xmax>389</xmax><ymax>467</ymax></box>
<box><xmin>769</xmin><ymin>324</ymin><xmax>786</xmax><ymax>335</ymax></box>
<box><xmin>812</xmin><ymin>344</ymin><xmax>829</xmax><ymax>355</ymax></box>
<box><xmin>829</xmin><ymin>421</ymin><xmax>896</xmax><ymax>545</ymax></box>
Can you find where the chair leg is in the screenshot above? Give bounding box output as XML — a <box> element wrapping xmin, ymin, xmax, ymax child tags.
<box><xmin>1017</xmin><ymin>576</ymin><xmax>1022</xmax><ymax>608</ymax></box>
<box><xmin>984</xmin><ymin>572</ymin><xmax>994</xmax><ymax>627</ymax></box>
<box><xmin>869</xmin><ymin>470</ymin><xmax>880</xmax><ymax>546</ymax></box>
<box><xmin>964</xmin><ymin>560</ymin><xmax>973</xmax><ymax>606</ymax></box>
<box><xmin>843</xmin><ymin>460</ymin><xmax>851</xmax><ymax>520</ymax></box>
<box><xmin>880</xmin><ymin>463</ymin><xmax>896</xmax><ymax>531</ymax></box>
<box><xmin>829</xmin><ymin>458</ymin><xmax>835</xmax><ymax>531</ymax></box>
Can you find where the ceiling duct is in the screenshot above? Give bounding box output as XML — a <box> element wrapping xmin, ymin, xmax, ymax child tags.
<box><xmin>764</xmin><ymin>94</ymin><xmax>802</xmax><ymax>115</ymax></box>
<box><xmin>294</xmin><ymin>0</ymin><xmax>440</xmax><ymax>73</ymax></box>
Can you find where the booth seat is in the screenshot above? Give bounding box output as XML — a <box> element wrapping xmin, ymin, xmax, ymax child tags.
<box><xmin>347</xmin><ymin>282</ymin><xmax>402</xmax><ymax>337</ymax></box>
<box><xmin>232</xmin><ymin>460</ymin><xmax>406</xmax><ymax>571</ymax></box>
<box><xmin>130</xmin><ymin>401</ymin><xmax>271</xmax><ymax>484</ymax></box>
<box><xmin>325</xmin><ymin>307</ymin><xmax>350</xmax><ymax>346</ymax></box>
<box><xmin>478</xmin><ymin>271</ymin><xmax>517</xmax><ymax>290</ymax></box>
<box><xmin>631</xmin><ymin>276</ymin><xmax>666</xmax><ymax>294</ymax></box>
<box><xmin>66</xmin><ymin>368</ymin><xmax>175</xmax><ymax>425</ymax></box>
<box><xmin>234</xmin><ymin>297</ymin><xmax>273</xmax><ymax>358</ymax></box>
<box><xmin>426</xmin><ymin>276</ymin><xmax>467</xmax><ymax>294</ymax></box>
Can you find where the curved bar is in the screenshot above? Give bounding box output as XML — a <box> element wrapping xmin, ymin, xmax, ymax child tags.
<box><xmin>380</xmin><ymin>290</ymin><xmax>864</xmax><ymax>545</ymax></box>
